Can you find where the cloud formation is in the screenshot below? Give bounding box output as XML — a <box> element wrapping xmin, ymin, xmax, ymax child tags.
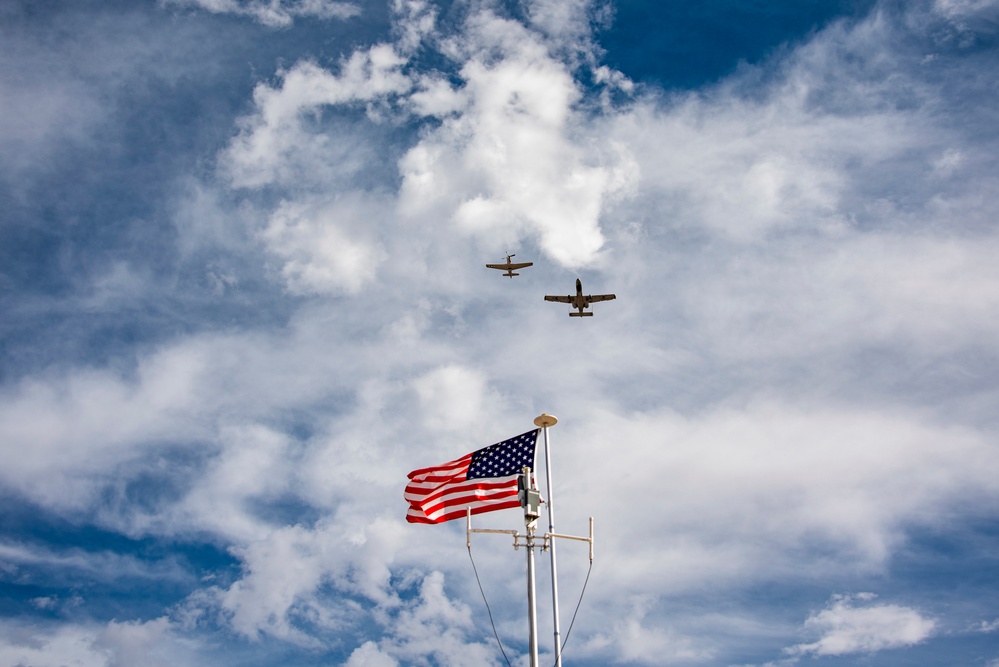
<box><xmin>222</xmin><ymin>51</ymin><xmax>411</xmax><ymax>190</ymax></box>
<box><xmin>0</xmin><ymin>618</ymin><xmax>196</xmax><ymax>667</ymax></box>
<box><xmin>166</xmin><ymin>0</ymin><xmax>361</xmax><ymax>27</ymax></box>
<box><xmin>398</xmin><ymin>9</ymin><xmax>626</xmax><ymax>267</ymax></box>
<box><xmin>786</xmin><ymin>593</ymin><xmax>935</xmax><ymax>657</ymax></box>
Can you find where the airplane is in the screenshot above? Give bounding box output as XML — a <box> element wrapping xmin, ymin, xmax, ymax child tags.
<box><xmin>544</xmin><ymin>278</ymin><xmax>616</xmax><ymax>317</ymax></box>
<box><xmin>486</xmin><ymin>254</ymin><xmax>533</xmax><ymax>278</ymax></box>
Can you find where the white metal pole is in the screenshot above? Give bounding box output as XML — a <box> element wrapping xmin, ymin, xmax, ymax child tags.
<box><xmin>534</xmin><ymin>414</ymin><xmax>562</xmax><ymax>667</ymax></box>
<box><xmin>526</xmin><ymin>520</ymin><xmax>539</xmax><ymax>667</ymax></box>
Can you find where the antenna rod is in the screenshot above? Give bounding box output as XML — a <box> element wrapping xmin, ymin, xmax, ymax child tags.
<box><xmin>534</xmin><ymin>413</ymin><xmax>562</xmax><ymax>667</ymax></box>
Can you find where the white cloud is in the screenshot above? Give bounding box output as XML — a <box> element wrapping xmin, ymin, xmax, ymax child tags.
<box><xmin>220</xmin><ymin>0</ymin><xmax>631</xmax><ymax>285</ymax></box>
<box><xmin>585</xmin><ymin>596</ymin><xmax>715</xmax><ymax>663</ymax></box>
<box><xmin>0</xmin><ymin>73</ymin><xmax>103</xmax><ymax>182</ymax></box>
<box><xmin>933</xmin><ymin>0</ymin><xmax>999</xmax><ymax>19</ymax></box>
<box><xmin>976</xmin><ymin>619</ymin><xmax>999</xmax><ymax>633</ymax></box>
<box><xmin>0</xmin><ymin>623</ymin><xmax>110</xmax><ymax>667</ymax></box>
<box><xmin>785</xmin><ymin>593</ymin><xmax>935</xmax><ymax>657</ymax></box>
<box><xmin>219</xmin><ymin>47</ymin><xmax>411</xmax><ymax>293</ymax></box>
<box><xmin>568</xmin><ymin>403</ymin><xmax>999</xmax><ymax>585</ymax></box>
<box><xmin>213</xmin><ymin>524</ymin><xmax>340</xmax><ymax>644</ymax></box>
<box><xmin>407</xmin><ymin>74</ymin><xmax>468</xmax><ymax>118</ymax></box>
<box><xmin>345</xmin><ymin>640</ymin><xmax>400</xmax><ymax>667</ymax></box>
<box><xmin>97</xmin><ymin>618</ymin><xmax>182</xmax><ymax>667</ymax></box>
<box><xmin>0</xmin><ymin>321</ymin><xmax>368</xmax><ymax>512</ymax></box>
<box><xmin>398</xmin><ymin>10</ymin><xmax>627</xmax><ymax>268</ymax></box>
<box><xmin>375</xmin><ymin>571</ymin><xmax>506</xmax><ymax>667</ymax></box>
<box><xmin>191</xmin><ymin>522</ymin><xmax>495</xmax><ymax>664</ymax></box>
<box><xmin>391</xmin><ymin>0</ymin><xmax>439</xmax><ymax>53</ymax></box>
<box><xmin>667</xmin><ymin>233</ymin><xmax>999</xmax><ymax>365</ymax></box>
<box><xmin>0</xmin><ymin>8</ymin><xmax>192</xmax><ymax>186</ymax></box>
<box><xmin>604</xmin><ymin>93</ymin><xmax>904</xmax><ymax>243</ymax></box>
<box><xmin>594</xmin><ymin>3</ymin><xmax>999</xmax><ymax>248</ymax></box>
<box><xmin>524</xmin><ymin>0</ymin><xmax>603</xmax><ymax>62</ymax></box>
<box><xmin>0</xmin><ymin>618</ymin><xmax>196</xmax><ymax>667</ymax></box>
<box><xmin>0</xmin><ymin>541</ymin><xmax>188</xmax><ymax>585</ymax></box>
<box><xmin>412</xmin><ymin>365</ymin><xmax>493</xmax><ymax>432</ymax></box>
<box><xmin>167</xmin><ymin>423</ymin><xmax>297</xmax><ymax>542</ymax></box>
<box><xmin>222</xmin><ymin>51</ymin><xmax>410</xmax><ymax>189</ymax></box>
<box><xmin>0</xmin><ymin>356</ymin><xmax>209</xmax><ymax>507</ymax></box>
<box><xmin>165</xmin><ymin>0</ymin><xmax>361</xmax><ymax>27</ymax></box>
<box><xmin>261</xmin><ymin>197</ymin><xmax>387</xmax><ymax>295</ymax></box>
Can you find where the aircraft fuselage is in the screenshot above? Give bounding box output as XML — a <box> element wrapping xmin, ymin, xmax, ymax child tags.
<box><xmin>569</xmin><ymin>279</ymin><xmax>591</xmax><ymax>315</ymax></box>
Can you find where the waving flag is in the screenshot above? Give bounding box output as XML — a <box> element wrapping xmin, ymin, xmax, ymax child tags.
<box><xmin>405</xmin><ymin>429</ymin><xmax>540</xmax><ymax>524</ymax></box>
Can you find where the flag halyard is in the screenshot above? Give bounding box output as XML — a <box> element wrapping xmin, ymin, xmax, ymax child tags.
<box><xmin>405</xmin><ymin>429</ymin><xmax>540</xmax><ymax>524</ymax></box>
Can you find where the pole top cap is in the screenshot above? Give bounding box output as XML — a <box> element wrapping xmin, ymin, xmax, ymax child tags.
<box><xmin>533</xmin><ymin>413</ymin><xmax>558</xmax><ymax>428</ymax></box>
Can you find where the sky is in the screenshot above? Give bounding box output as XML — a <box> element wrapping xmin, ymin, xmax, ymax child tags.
<box><xmin>2</xmin><ymin>0</ymin><xmax>999</xmax><ymax>665</ymax></box>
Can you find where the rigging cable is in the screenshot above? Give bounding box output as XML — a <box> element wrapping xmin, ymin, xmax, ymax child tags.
<box><xmin>469</xmin><ymin>541</ymin><xmax>594</xmax><ymax>667</ymax></box>
<box><xmin>551</xmin><ymin>557</ymin><xmax>593</xmax><ymax>667</ymax></box>
<box><xmin>468</xmin><ymin>544</ymin><xmax>514</xmax><ymax>667</ymax></box>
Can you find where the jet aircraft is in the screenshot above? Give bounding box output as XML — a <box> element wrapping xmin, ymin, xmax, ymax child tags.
<box><xmin>486</xmin><ymin>254</ymin><xmax>533</xmax><ymax>278</ymax></box>
<box><xmin>544</xmin><ymin>278</ymin><xmax>616</xmax><ymax>317</ymax></box>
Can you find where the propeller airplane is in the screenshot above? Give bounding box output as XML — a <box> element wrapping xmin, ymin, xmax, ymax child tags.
<box><xmin>486</xmin><ymin>254</ymin><xmax>533</xmax><ymax>278</ymax></box>
<box><xmin>544</xmin><ymin>278</ymin><xmax>616</xmax><ymax>317</ymax></box>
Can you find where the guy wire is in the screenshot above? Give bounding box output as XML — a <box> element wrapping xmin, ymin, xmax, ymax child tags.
<box><xmin>468</xmin><ymin>544</ymin><xmax>514</xmax><ymax>667</ymax></box>
<box><xmin>469</xmin><ymin>540</ymin><xmax>593</xmax><ymax>667</ymax></box>
<box><xmin>551</xmin><ymin>558</ymin><xmax>593</xmax><ymax>667</ymax></box>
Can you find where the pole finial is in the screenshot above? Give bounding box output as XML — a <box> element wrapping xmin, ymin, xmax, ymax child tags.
<box><xmin>533</xmin><ymin>413</ymin><xmax>558</xmax><ymax>428</ymax></box>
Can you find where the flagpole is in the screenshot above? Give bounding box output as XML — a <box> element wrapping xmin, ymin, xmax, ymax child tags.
<box><xmin>534</xmin><ymin>413</ymin><xmax>562</xmax><ymax>667</ymax></box>
<box><xmin>526</xmin><ymin>517</ymin><xmax>539</xmax><ymax>667</ymax></box>
<box><xmin>517</xmin><ymin>466</ymin><xmax>542</xmax><ymax>667</ymax></box>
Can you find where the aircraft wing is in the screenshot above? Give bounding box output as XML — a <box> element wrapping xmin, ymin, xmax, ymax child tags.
<box><xmin>486</xmin><ymin>262</ymin><xmax>533</xmax><ymax>270</ymax></box>
<box><xmin>544</xmin><ymin>295</ymin><xmax>572</xmax><ymax>303</ymax></box>
<box><xmin>586</xmin><ymin>294</ymin><xmax>616</xmax><ymax>303</ymax></box>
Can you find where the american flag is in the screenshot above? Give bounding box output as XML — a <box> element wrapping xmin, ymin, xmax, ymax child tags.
<box><xmin>404</xmin><ymin>429</ymin><xmax>540</xmax><ymax>524</ymax></box>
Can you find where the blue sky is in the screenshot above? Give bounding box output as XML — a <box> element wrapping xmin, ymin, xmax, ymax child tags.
<box><xmin>2</xmin><ymin>0</ymin><xmax>999</xmax><ymax>665</ymax></box>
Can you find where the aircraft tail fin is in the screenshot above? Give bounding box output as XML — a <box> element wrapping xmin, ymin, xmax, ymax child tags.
<box><xmin>569</xmin><ymin>312</ymin><xmax>594</xmax><ymax>317</ymax></box>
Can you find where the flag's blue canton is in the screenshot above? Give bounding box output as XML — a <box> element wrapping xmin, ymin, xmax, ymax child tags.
<box><xmin>466</xmin><ymin>429</ymin><xmax>539</xmax><ymax>480</ymax></box>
